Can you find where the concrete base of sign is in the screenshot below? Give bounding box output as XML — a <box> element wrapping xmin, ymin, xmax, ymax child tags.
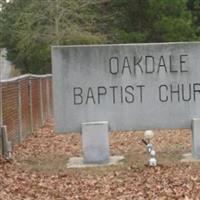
<box><xmin>181</xmin><ymin>153</ymin><xmax>200</xmax><ymax>163</ymax></box>
<box><xmin>81</xmin><ymin>121</ymin><xmax>109</xmax><ymax>164</ymax></box>
<box><xmin>192</xmin><ymin>118</ymin><xmax>200</xmax><ymax>159</ymax></box>
<box><xmin>67</xmin><ymin>156</ymin><xmax>124</xmax><ymax>168</ymax></box>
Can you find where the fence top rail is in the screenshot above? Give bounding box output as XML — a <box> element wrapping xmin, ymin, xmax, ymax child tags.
<box><xmin>0</xmin><ymin>74</ymin><xmax>52</xmax><ymax>83</ymax></box>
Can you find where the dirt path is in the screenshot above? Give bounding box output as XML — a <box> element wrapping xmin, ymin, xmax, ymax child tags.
<box><xmin>0</xmin><ymin>120</ymin><xmax>199</xmax><ymax>199</ymax></box>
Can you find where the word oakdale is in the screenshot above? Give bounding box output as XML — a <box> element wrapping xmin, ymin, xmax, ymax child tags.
<box><xmin>52</xmin><ymin>43</ymin><xmax>200</xmax><ymax>132</ymax></box>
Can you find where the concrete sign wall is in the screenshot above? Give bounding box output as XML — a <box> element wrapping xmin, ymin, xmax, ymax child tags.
<box><xmin>52</xmin><ymin>42</ymin><xmax>200</xmax><ymax>132</ymax></box>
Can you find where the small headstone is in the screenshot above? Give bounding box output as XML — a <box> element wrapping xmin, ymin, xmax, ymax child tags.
<box><xmin>192</xmin><ymin>118</ymin><xmax>200</xmax><ymax>159</ymax></box>
<box><xmin>81</xmin><ymin>121</ymin><xmax>109</xmax><ymax>164</ymax></box>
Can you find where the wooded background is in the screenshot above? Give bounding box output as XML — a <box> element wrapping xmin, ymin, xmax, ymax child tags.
<box><xmin>0</xmin><ymin>0</ymin><xmax>199</xmax><ymax>74</ymax></box>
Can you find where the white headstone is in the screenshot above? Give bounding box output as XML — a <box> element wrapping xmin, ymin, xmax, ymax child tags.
<box><xmin>81</xmin><ymin>121</ymin><xmax>109</xmax><ymax>164</ymax></box>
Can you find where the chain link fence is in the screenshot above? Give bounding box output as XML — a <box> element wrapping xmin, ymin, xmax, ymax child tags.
<box><xmin>0</xmin><ymin>74</ymin><xmax>53</xmax><ymax>153</ymax></box>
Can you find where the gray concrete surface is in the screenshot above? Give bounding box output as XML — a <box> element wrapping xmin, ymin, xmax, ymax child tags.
<box><xmin>52</xmin><ymin>42</ymin><xmax>200</xmax><ymax>132</ymax></box>
<box><xmin>67</xmin><ymin>156</ymin><xmax>124</xmax><ymax>168</ymax></box>
<box><xmin>81</xmin><ymin>121</ymin><xmax>109</xmax><ymax>164</ymax></box>
<box><xmin>181</xmin><ymin>153</ymin><xmax>200</xmax><ymax>162</ymax></box>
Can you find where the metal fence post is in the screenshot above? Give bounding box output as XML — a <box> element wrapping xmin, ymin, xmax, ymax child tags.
<box><xmin>0</xmin><ymin>84</ymin><xmax>2</xmax><ymax>127</ymax></box>
<box><xmin>48</xmin><ymin>76</ymin><xmax>52</xmax><ymax>117</ymax></box>
<box><xmin>39</xmin><ymin>78</ymin><xmax>44</xmax><ymax>126</ymax></box>
<box><xmin>0</xmin><ymin>50</ymin><xmax>3</xmax><ymax>126</ymax></box>
<box><xmin>46</xmin><ymin>77</ymin><xmax>50</xmax><ymax>118</ymax></box>
<box><xmin>28</xmin><ymin>77</ymin><xmax>33</xmax><ymax>133</ymax></box>
<box><xmin>17</xmin><ymin>80</ymin><xmax>22</xmax><ymax>142</ymax></box>
<box><xmin>0</xmin><ymin>81</ymin><xmax>2</xmax><ymax>155</ymax></box>
<box><xmin>0</xmin><ymin>50</ymin><xmax>3</xmax><ymax>154</ymax></box>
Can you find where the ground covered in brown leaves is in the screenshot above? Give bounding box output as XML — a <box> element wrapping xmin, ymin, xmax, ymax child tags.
<box><xmin>0</xmin><ymin>120</ymin><xmax>199</xmax><ymax>199</ymax></box>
